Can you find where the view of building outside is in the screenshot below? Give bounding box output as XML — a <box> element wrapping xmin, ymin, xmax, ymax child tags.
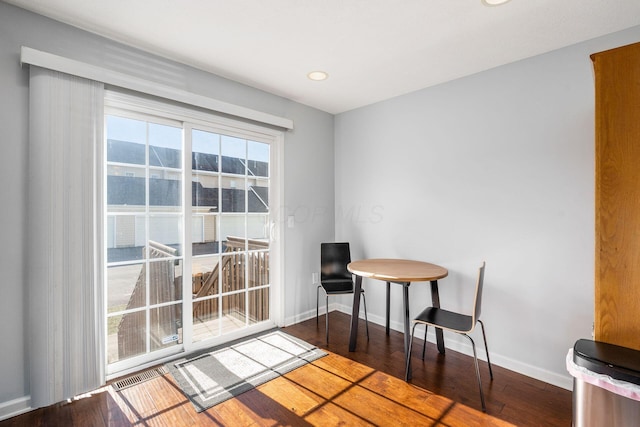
<box><xmin>105</xmin><ymin>112</ymin><xmax>271</xmax><ymax>367</ymax></box>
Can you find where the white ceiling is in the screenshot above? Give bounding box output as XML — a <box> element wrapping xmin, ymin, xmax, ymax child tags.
<box><xmin>5</xmin><ymin>0</ymin><xmax>640</xmax><ymax>114</ymax></box>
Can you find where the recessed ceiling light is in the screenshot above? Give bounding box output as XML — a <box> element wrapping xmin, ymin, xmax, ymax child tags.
<box><xmin>481</xmin><ymin>0</ymin><xmax>511</xmax><ymax>6</ymax></box>
<box><xmin>307</xmin><ymin>71</ymin><xmax>329</xmax><ymax>81</ymax></box>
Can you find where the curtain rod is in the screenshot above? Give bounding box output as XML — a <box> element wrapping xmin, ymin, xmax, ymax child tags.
<box><xmin>20</xmin><ymin>46</ymin><xmax>294</xmax><ymax>130</ymax></box>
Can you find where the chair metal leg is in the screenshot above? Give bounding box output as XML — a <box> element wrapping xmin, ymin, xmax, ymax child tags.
<box><xmin>478</xmin><ymin>319</ymin><xmax>493</xmax><ymax>379</ymax></box>
<box><xmin>325</xmin><ymin>295</ymin><xmax>329</xmax><ymax>344</ymax></box>
<box><xmin>405</xmin><ymin>322</ymin><xmax>419</xmax><ymax>381</ymax></box>
<box><xmin>422</xmin><ymin>324</ymin><xmax>428</xmax><ymax>360</ymax></box>
<box><xmin>463</xmin><ymin>334</ymin><xmax>486</xmax><ymax>412</ymax></box>
<box><xmin>362</xmin><ymin>292</ymin><xmax>370</xmax><ymax>340</ymax></box>
<box><xmin>316</xmin><ymin>285</ymin><xmax>321</xmax><ymax>325</ymax></box>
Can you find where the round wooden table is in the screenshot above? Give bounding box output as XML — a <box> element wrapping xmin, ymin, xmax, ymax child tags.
<box><xmin>347</xmin><ymin>259</ymin><xmax>448</xmax><ymax>358</ymax></box>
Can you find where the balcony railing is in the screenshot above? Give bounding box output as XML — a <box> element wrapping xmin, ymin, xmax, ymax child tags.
<box><xmin>115</xmin><ymin>237</ymin><xmax>269</xmax><ymax>362</ymax></box>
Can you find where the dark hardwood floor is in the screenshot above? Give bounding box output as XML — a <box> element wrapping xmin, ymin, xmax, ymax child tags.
<box><xmin>0</xmin><ymin>312</ymin><xmax>572</xmax><ymax>426</ymax></box>
<box><xmin>286</xmin><ymin>312</ymin><xmax>572</xmax><ymax>426</ymax></box>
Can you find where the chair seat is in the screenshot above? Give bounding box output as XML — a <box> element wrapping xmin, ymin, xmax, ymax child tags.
<box><xmin>414</xmin><ymin>306</ymin><xmax>474</xmax><ymax>334</ymax></box>
<box><xmin>320</xmin><ymin>279</ymin><xmax>356</xmax><ymax>294</ymax></box>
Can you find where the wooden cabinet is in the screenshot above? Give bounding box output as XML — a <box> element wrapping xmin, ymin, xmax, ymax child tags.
<box><xmin>593</xmin><ymin>41</ymin><xmax>640</xmax><ymax>351</ymax></box>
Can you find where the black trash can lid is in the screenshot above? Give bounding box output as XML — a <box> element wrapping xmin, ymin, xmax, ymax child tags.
<box><xmin>573</xmin><ymin>339</ymin><xmax>640</xmax><ymax>386</ymax></box>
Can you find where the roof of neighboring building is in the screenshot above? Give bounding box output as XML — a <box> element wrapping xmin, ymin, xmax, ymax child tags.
<box><xmin>107</xmin><ymin>139</ymin><xmax>269</xmax><ymax>211</ymax></box>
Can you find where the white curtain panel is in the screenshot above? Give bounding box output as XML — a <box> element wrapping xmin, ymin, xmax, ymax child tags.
<box><xmin>28</xmin><ymin>66</ymin><xmax>105</xmax><ymax>408</ymax></box>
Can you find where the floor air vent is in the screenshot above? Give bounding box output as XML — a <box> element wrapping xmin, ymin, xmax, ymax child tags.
<box><xmin>112</xmin><ymin>366</ymin><xmax>168</xmax><ymax>391</ymax></box>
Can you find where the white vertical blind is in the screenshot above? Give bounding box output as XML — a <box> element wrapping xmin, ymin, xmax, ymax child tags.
<box><xmin>28</xmin><ymin>66</ymin><xmax>105</xmax><ymax>408</ymax></box>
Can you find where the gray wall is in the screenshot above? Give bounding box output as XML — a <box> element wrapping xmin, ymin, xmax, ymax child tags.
<box><xmin>0</xmin><ymin>1</ymin><xmax>334</xmax><ymax>414</ymax></box>
<box><xmin>334</xmin><ymin>25</ymin><xmax>640</xmax><ymax>388</ymax></box>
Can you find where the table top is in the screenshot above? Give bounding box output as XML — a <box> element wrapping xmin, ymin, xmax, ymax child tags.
<box><xmin>347</xmin><ymin>258</ymin><xmax>448</xmax><ymax>282</ymax></box>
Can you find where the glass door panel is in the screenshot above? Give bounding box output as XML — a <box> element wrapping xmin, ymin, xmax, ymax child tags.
<box><xmin>106</xmin><ymin>114</ymin><xmax>184</xmax><ymax>368</ymax></box>
<box><xmin>190</xmin><ymin>128</ymin><xmax>271</xmax><ymax>340</ymax></box>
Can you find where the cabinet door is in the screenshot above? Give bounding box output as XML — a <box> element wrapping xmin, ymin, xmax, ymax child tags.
<box><xmin>593</xmin><ymin>41</ymin><xmax>640</xmax><ymax>351</ymax></box>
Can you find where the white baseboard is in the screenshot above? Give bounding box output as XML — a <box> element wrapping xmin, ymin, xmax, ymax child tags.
<box><xmin>327</xmin><ymin>303</ymin><xmax>574</xmax><ymax>391</ymax></box>
<box><xmin>0</xmin><ymin>395</ymin><xmax>31</xmax><ymax>422</ymax></box>
<box><xmin>412</xmin><ymin>326</ymin><xmax>574</xmax><ymax>390</ymax></box>
<box><xmin>284</xmin><ymin>301</ymin><xmax>355</xmax><ymax>326</ymax></box>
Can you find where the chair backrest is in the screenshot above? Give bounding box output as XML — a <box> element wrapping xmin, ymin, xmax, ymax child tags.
<box><xmin>472</xmin><ymin>261</ymin><xmax>487</xmax><ymax>323</ymax></box>
<box><xmin>320</xmin><ymin>242</ymin><xmax>352</xmax><ymax>281</ymax></box>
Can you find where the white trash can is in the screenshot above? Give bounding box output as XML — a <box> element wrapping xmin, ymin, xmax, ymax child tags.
<box><xmin>567</xmin><ymin>339</ymin><xmax>640</xmax><ymax>427</ymax></box>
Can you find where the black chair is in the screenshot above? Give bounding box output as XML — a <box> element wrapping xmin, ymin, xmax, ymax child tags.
<box><xmin>316</xmin><ymin>242</ymin><xmax>369</xmax><ymax>344</ymax></box>
<box><xmin>405</xmin><ymin>262</ymin><xmax>493</xmax><ymax>412</ymax></box>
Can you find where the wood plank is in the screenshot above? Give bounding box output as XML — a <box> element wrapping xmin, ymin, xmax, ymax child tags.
<box><xmin>139</xmin><ymin>376</ymin><xmax>198</xmax><ymax>427</ymax></box>
<box><xmin>332</xmin><ymin>379</ymin><xmax>450</xmax><ymax>426</ymax></box>
<box><xmin>102</xmin><ymin>388</ymin><xmax>138</xmax><ymax>426</ymax></box>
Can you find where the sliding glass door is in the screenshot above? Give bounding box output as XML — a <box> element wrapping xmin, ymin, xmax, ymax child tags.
<box><xmin>104</xmin><ymin>93</ymin><xmax>281</xmax><ymax>375</ymax></box>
